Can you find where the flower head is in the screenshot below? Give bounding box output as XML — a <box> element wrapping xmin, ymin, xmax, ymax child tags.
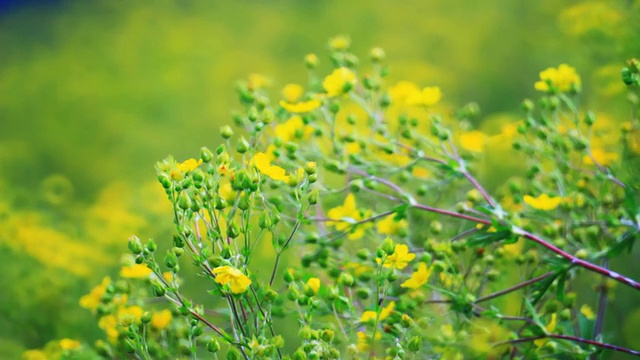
<box><xmin>523</xmin><ymin>193</ymin><xmax>562</xmax><ymax>211</ymax></box>
<box><xmin>307</xmin><ymin>277</ymin><xmax>321</xmax><ymax>294</ymax></box>
<box><xmin>406</xmin><ymin>86</ymin><xmax>442</xmax><ymax>107</ymax></box>
<box><xmin>151</xmin><ymin>309</ymin><xmax>173</xmax><ymax>330</ymax></box>
<box><xmin>119</xmin><ymin>264</ymin><xmax>153</xmax><ymax>279</ymax></box>
<box><xmin>534</xmin><ymin>64</ymin><xmax>581</xmax><ymax>93</ymax></box>
<box><xmin>327</xmin><ymin>193</ymin><xmax>371</xmax><ymax>240</ymax></box>
<box><xmin>282</xmin><ymin>83</ymin><xmax>304</xmax><ymax>103</ymax></box>
<box><xmin>377</xmin><ymin>244</ymin><xmax>415</xmax><ymax>270</ymax></box>
<box><xmin>328</xmin><ymin>35</ymin><xmax>351</xmax><ymax>50</ymax></box>
<box><xmin>212</xmin><ymin>266</ymin><xmax>252</xmax><ymax>294</ymax></box>
<box><xmin>79</xmin><ymin>277</ymin><xmax>111</xmax><ymax>312</ymax></box>
<box><xmin>280</xmin><ymin>99</ymin><xmax>321</xmax><ymax>113</ymax></box>
<box><xmin>323</xmin><ymin>67</ymin><xmax>356</xmax><ymax>97</ymax></box>
<box><xmin>252</xmin><ymin>152</ymin><xmax>288</xmax><ymax>182</ymax></box>
<box><xmin>59</xmin><ymin>338</ymin><xmax>81</xmax><ymax>350</ymax></box>
<box><xmin>459</xmin><ymin>131</ymin><xmax>487</xmax><ymax>152</ymax></box>
<box><xmin>401</xmin><ymin>262</ymin><xmax>432</xmax><ymax>289</ymax></box>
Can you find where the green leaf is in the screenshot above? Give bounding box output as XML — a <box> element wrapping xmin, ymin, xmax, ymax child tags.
<box><xmin>467</xmin><ymin>230</ymin><xmax>512</xmax><ymax>247</ymax></box>
<box><xmin>392</xmin><ymin>203</ymin><xmax>410</xmax><ymax>221</ymax></box>
<box><xmin>606</xmin><ymin>231</ymin><xmax>636</xmax><ymax>257</ymax></box>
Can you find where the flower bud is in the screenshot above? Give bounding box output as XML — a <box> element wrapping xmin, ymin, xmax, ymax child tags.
<box><xmin>338</xmin><ymin>273</ymin><xmax>354</xmax><ymax>287</ymax></box>
<box><xmin>128</xmin><ymin>236</ymin><xmax>144</xmax><ymax>255</ymax></box>
<box><xmin>236</xmin><ymin>136</ymin><xmax>250</xmax><ymax>154</ymax></box>
<box><xmin>307</xmin><ymin>189</ymin><xmax>319</xmax><ymax>205</ymax></box>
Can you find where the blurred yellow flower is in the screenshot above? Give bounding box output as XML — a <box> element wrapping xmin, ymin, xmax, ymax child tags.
<box><xmin>459</xmin><ymin>131</ymin><xmax>486</xmax><ymax>152</ymax></box>
<box><xmin>282</xmin><ymin>83</ymin><xmax>304</xmax><ymax>103</ymax></box>
<box><xmin>307</xmin><ymin>277</ymin><xmax>321</xmax><ymax>294</ymax></box>
<box><xmin>252</xmin><ymin>152</ymin><xmax>288</xmax><ymax>182</ymax></box>
<box><xmin>389</xmin><ymin>81</ymin><xmax>421</xmax><ymax>105</ymax></box>
<box><xmin>377</xmin><ymin>244</ymin><xmax>415</xmax><ymax>270</ymax></box>
<box><xmin>583</xmin><ymin>148</ymin><xmax>618</xmax><ymax>166</ymax></box>
<box><xmin>534</xmin><ymin>64</ymin><xmax>581</xmax><ymax>93</ymax></box>
<box><xmin>21</xmin><ymin>350</ymin><xmax>47</xmax><ymax>360</ymax></box>
<box><xmin>212</xmin><ymin>265</ymin><xmax>252</xmax><ymax>294</ymax></box>
<box><xmin>151</xmin><ymin>309</ymin><xmax>173</xmax><ymax>330</ymax></box>
<box><xmin>534</xmin><ymin>313</ymin><xmax>557</xmax><ymax>347</ymax></box>
<box><xmin>407</xmin><ymin>86</ymin><xmax>442</xmax><ymax>107</ymax></box>
<box><xmin>329</xmin><ymin>35</ymin><xmax>351</xmax><ymax>50</ymax></box>
<box><xmin>177</xmin><ymin>158</ymin><xmax>202</xmax><ymax>173</ymax></box>
<box><xmin>279</xmin><ymin>99</ymin><xmax>321</xmax><ymax>113</ymax></box>
<box><xmin>59</xmin><ymin>338</ymin><xmax>81</xmax><ymax>350</ymax></box>
<box><xmin>523</xmin><ymin>194</ymin><xmax>562</xmax><ymax>211</ymax></box>
<box><xmin>327</xmin><ymin>193</ymin><xmax>372</xmax><ymax>240</ymax></box>
<box><xmin>401</xmin><ymin>262</ymin><xmax>432</xmax><ymax>289</ymax></box>
<box><xmin>118</xmin><ymin>305</ymin><xmax>144</xmax><ymax>325</ymax></box>
<box><xmin>119</xmin><ymin>264</ymin><xmax>153</xmax><ymax>279</ymax></box>
<box><xmin>323</xmin><ymin>67</ymin><xmax>356</xmax><ymax>97</ymax></box>
<box><xmin>580</xmin><ymin>305</ymin><xmax>595</xmax><ymax>320</ymax></box>
<box><xmin>361</xmin><ymin>301</ymin><xmax>395</xmax><ymax>322</ymax></box>
<box><xmin>98</xmin><ymin>314</ymin><xmax>119</xmax><ymax>343</ymax></box>
<box><xmin>79</xmin><ymin>277</ymin><xmax>111</xmax><ymax>312</ymax></box>
<box><xmin>360</xmin><ymin>311</ymin><xmax>377</xmax><ymax>322</ymax></box>
<box><xmin>247</xmin><ymin>73</ymin><xmax>271</xmax><ymax>90</ymax></box>
<box><xmin>274</xmin><ymin>115</ymin><xmax>314</xmax><ymax>142</ymax></box>
<box><xmin>559</xmin><ymin>2</ymin><xmax>621</xmax><ymax>37</ymax></box>
<box><xmin>376</xmin><ymin>214</ymin><xmax>408</xmax><ymax>235</ymax></box>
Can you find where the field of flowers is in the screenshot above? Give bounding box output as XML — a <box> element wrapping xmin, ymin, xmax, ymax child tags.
<box><xmin>1</xmin><ymin>1</ymin><xmax>640</xmax><ymax>359</ymax></box>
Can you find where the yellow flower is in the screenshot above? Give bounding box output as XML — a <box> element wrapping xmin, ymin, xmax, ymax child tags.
<box><xmin>327</xmin><ymin>193</ymin><xmax>372</xmax><ymax>240</ymax></box>
<box><xmin>305</xmin><ymin>53</ymin><xmax>319</xmax><ymax>67</ymax></box>
<box><xmin>21</xmin><ymin>350</ymin><xmax>47</xmax><ymax>360</ymax></box>
<box><xmin>329</xmin><ymin>35</ymin><xmax>351</xmax><ymax>50</ymax></box>
<box><xmin>376</xmin><ymin>214</ymin><xmax>408</xmax><ymax>235</ymax></box>
<box><xmin>282</xmin><ymin>83</ymin><xmax>304</xmax><ymax>103</ymax></box>
<box><xmin>252</xmin><ymin>152</ymin><xmax>288</xmax><ymax>182</ymax></box>
<box><xmin>98</xmin><ymin>314</ymin><xmax>119</xmax><ymax>343</ymax></box>
<box><xmin>118</xmin><ymin>305</ymin><xmax>144</xmax><ymax>325</ymax></box>
<box><xmin>274</xmin><ymin>116</ymin><xmax>314</xmax><ymax>142</ymax></box>
<box><xmin>79</xmin><ymin>277</ymin><xmax>111</xmax><ymax>312</ymax></box>
<box><xmin>247</xmin><ymin>73</ymin><xmax>271</xmax><ymax>90</ymax></box>
<box><xmin>279</xmin><ymin>99</ymin><xmax>321</xmax><ymax>113</ymax></box>
<box><xmin>307</xmin><ymin>277</ymin><xmax>321</xmax><ymax>294</ymax></box>
<box><xmin>119</xmin><ymin>264</ymin><xmax>153</xmax><ymax>279</ymax></box>
<box><xmin>406</xmin><ymin>86</ymin><xmax>442</xmax><ymax>107</ymax></box>
<box><xmin>177</xmin><ymin>158</ymin><xmax>202</xmax><ymax>173</ymax></box>
<box><xmin>162</xmin><ymin>271</ymin><xmax>174</xmax><ymax>282</ymax></box>
<box><xmin>401</xmin><ymin>262</ymin><xmax>432</xmax><ymax>289</ymax></box>
<box><xmin>534</xmin><ymin>64</ymin><xmax>581</xmax><ymax>93</ymax></box>
<box><xmin>583</xmin><ymin>148</ymin><xmax>619</xmax><ymax>166</ymax></box>
<box><xmin>360</xmin><ymin>311</ymin><xmax>377</xmax><ymax>322</ymax></box>
<box><xmin>151</xmin><ymin>309</ymin><xmax>173</xmax><ymax>330</ymax></box>
<box><xmin>212</xmin><ymin>266</ymin><xmax>252</xmax><ymax>294</ymax></box>
<box><xmin>356</xmin><ymin>331</ymin><xmax>381</xmax><ymax>353</ymax></box>
<box><xmin>377</xmin><ymin>244</ymin><xmax>415</xmax><ymax>270</ymax></box>
<box><xmin>534</xmin><ymin>313</ymin><xmax>557</xmax><ymax>347</ymax></box>
<box><xmin>523</xmin><ymin>194</ymin><xmax>562</xmax><ymax>211</ymax></box>
<box><xmin>580</xmin><ymin>305</ymin><xmax>595</xmax><ymax>320</ymax></box>
<box><xmin>323</xmin><ymin>67</ymin><xmax>356</xmax><ymax>97</ymax></box>
<box><xmin>59</xmin><ymin>338</ymin><xmax>81</xmax><ymax>350</ymax></box>
<box><xmin>379</xmin><ymin>301</ymin><xmax>395</xmax><ymax>320</ymax></box>
<box><xmin>389</xmin><ymin>81</ymin><xmax>420</xmax><ymax>106</ymax></box>
<box><xmin>459</xmin><ymin>131</ymin><xmax>486</xmax><ymax>152</ymax></box>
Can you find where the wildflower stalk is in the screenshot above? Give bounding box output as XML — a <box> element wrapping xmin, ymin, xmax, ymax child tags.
<box><xmin>494</xmin><ymin>334</ymin><xmax>640</xmax><ymax>357</ymax></box>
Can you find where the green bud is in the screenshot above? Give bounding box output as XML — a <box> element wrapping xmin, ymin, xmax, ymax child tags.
<box><xmin>401</xmin><ymin>314</ymin><xmax>413</xmax><ymax>328</ymax></box>
<box><xmin>407</xmin><ymin>336</ymin><xmax>422</xmax><ymax>352</ymax></box>
<box><xmin>381</xmin><ymin>237</ymin><xmax>395</xmax><ymax>255</ymax></box>
<box><xmin>429</xmin><ymin>221</ymin><xmax>443</xmax><ymax>234</ymax></box>
<box><xmin>177</xmin><ymin>192</ymin><xmax>192</xmax><ymax>211</ymax></box>
<box><xmin>259</xmin><ymin>212</ymin><xmax>272</xmax><ymax>229</ymax></box>
<box><xmin>304</xmin><ymin>161</ymin><xmax>317</xmax><ymax>175</ymax></box>
<box><xmin>220</xmin><ymin>125</ymin><xmax>234</xmax><ymax>139</ymax></box>
<box><xmin>128</xmin><ymin>236</ymin><xmax>144</xmax><ymax>255</ymax></box>
<box><xmin>158</xmin><ymin>173</ymin><xmax>172</xmax><ymax>189</ymax></box>
<box><xmin>146</xmin><ymin>239</ymin><xmax>157</xmax><ymax>252</ymax></box>
<box><xmin>355</xmin><ymin>287</ymin><xmax>370</xmax><ymax>300</ymax></box>
<box><xmin>165</xmin><ymin>251</ymin><xmax>178</xmax><ymax>269</ymax></box>
<box><xmin>152</xmin><ymin>282</ymin><xmax>166</xmax><ymax>297</ymax></box>
<box><xmin>338</xmin><ymin>273</ymin><xmax>354</xmax><ymax>287</ymax></box>
<box><xmin>307</xmin><ymin>189</ymin><xmax>319</xmax><ymax>205</ymax></box>
<box><xmin>236</xmin><ymin>136</ymin><xmax>250</xmax><ymax>154</ymax></box>
<box><xmin>214</xmin><ymin>196</ymin><xmax>227</xmax><ymax>210</ymax></box>
<box><xmin>191</xmin><ymin>326</ymin><xmax>203</xmax><ymax>337</ymax></box>
<box><xmin>141</xmin><ymin>311</ymin><xmax>152</xmax><ymax>324</ymax></box>
<box><xmin>207</xmin><ymin>337</ymin><xmax>221</xmax><ymax>353</ymax></box>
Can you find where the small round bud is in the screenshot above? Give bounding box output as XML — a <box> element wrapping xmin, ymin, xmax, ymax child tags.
<box><xmin>220</xmin><ymin>125</ymin><xmax>234</xmax><ymax>139</ymax></box>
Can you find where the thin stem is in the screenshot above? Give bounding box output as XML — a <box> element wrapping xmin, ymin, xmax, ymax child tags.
<box><xmin>592</xmin><ymin>259</ymin><xmax>609</xmax><ymax>350</ymax></box>
<box><xmin>494</xmin><ymin>334</ymin><xmax>640</xmax><ymax>357</ymax></box>
<box><xmin>476</xmin><ymin>271</ymin><xmax>555</xmax><ymax>303</ymax></box>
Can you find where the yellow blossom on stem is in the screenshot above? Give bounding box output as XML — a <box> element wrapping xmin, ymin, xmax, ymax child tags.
<box><xmin>401</xmin><ymin>262</ymin><xmax>432</xmax><ymax>289</ymax></box>
<box><xmin>327</xmin><ymin>193</ymin><xmax>372</xmax><ymax>240</ymax></box>
<box><xmin>79</xmin><ymin>277</ymin><xmax>111</xmax><ymax>312</ymax></box>
<box><xmin>406</xmin><ymin>86</ymin><xmax>442</xmax><ymax>107</ymax></box>
<box><xmin>459</xmin><ymin>131</ymin><xmax>486</xmax><ymax>152</ymax></box>
<box><xmin>377</xmin><ymin>244</ymin><xmax>415</xmax><ymax>270</ymax></box>
<box><xmin>534</xmin><ymin>64</ymin><xmax>581</xmax><ymax>93</ymax></box>
<box><xmin>282</xmin><ymin>83</ymin><xmax>304</xmax><ymax>103</ymax></box>
<box><xmin>212</xmin><ymin>265</ymin><xmax>252</xmax><ymax>294</ymax></box>
<box><xmin>534</xmin><ymin>313</ymin><xmax>557</xmax><ymax>347</ymax></box>
<box><xmin>307</xmin><ymin>277</ymin><xmax>321</xmax><ymax>294</ymax></box>
<box><xmin>323</xmin><ymin>67</ymin><xmax>356</xmax><ymax>97</ymax></box>
<box><xmin>583</xmin><ymin>148</ymin><xmax>619</xmax><ymax>166</ymax></box>
<box><xmin>328</xmin><ymin>35</ymin><xmax>351</xmax><ymax>50</ymax></box>
<box><xmin>177</xmin><ymin>158</ymin><xmax>202</xmax><ymax>173</ymax></box>
<box><xmin>274</xmin><ymin>115</ymin><xmax>314</xmax><ymax>142</ymax></box>
<box><xmin>151</xmin><ymin>309</ymin><xmax>173</xmax><ymax>330</ymax></box>
<box><xmin>377</xmin><ymin>214</ymin><xmax>408</xmax><ymax>235</ymax></box>
<box><xmin>580</xmin><ymin>305</ymin><xmax>595</xmax><ymax>320</ymax></box>
<box><xmin>252</xmin><ymin>152</ymin><xmax>288</xmax><ymax>182</ymax></box>
<box><xmin>59</xmin><ymin>338</ymin><xmax>81</xmax><ymax>350</ymax></box>
<box><xmin>119</xmin><ymin>264</ymin><xmax>153</xmax><ymax>279</ymax></box>
<box><xmin>247</xmin><ymin>73</ymin><xmax>271</xmax><ymax>90</ymax></box>
<box><xmin>523</xmin><ymin>193</ymin><xmax>562</xmax><ymax>211</ymax></box>
<box><xmin>279</xmin><ymin>99</ymin><xmax>321</xmax><ymax>113</ymax></box>
<box><xmin>389</xmin><ymin>81</ymin><xmax>421</xmax><ymax>106</ymax></box>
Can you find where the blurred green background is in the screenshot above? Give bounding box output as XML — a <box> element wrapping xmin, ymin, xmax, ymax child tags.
<box><xmin>1</xmin><ymin>0</ymin><xmax>639</xmax><ymax>357</ymax></box>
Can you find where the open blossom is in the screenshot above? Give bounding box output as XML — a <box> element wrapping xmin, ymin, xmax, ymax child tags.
<box><xmin>406</xmin><ymin>86</ymin><xmax>442</xmax><ymax>107</ymax></box>
<box><xmin>279</xmin><ymin>99</ymin><xmax>321</xmax><ymax>113</ymax></box>
<box><xmin>151</xmin><ymin>309</ymin><xmax>173</xmax><ymax>330</ymax></box>
<box><xmin>119</xmin><ymin>264</ymin><xmax>153</xmax><ymax>279</ymax></box>
<box><xmin>323</xmin><ymin>67</ymin><xmax>356</xmax><ymax>97</ymax></box>
<box><xmin>212</xmin><ymin>266</ymin><xmax>252</xmax><ymax>294</ymax></box>
<box><xmin>377</xmin><ymin>244</ymin><xmax>415</xmax><ymax>270</ymax></box>
<box><xmin>252</xmin><ymin>152</ymin><xmax>288</xmax><ymax>182</ymax></box>
<box><xmin>523</xmin><ymin>193</ymin><xmax>562</xmax><ymax>211</ymax></box>
<box><xmin>459</xmin><ymin>131</ymin><xmax>487</xmax><ymax>152</ymax></box>
<box><xmin>534</xmin><ymin>64</ymin><xmax>581</xmax><ymax>93</ymax></box>
<box><xmin>327</xmin><ymin>193</ymin><xmax>372</xmax><ymax>240</ymax></box>
<box><xmin>401</xmin><ymin>262</ymin><xmax>432</xmax><ymax>289</ymax></box>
